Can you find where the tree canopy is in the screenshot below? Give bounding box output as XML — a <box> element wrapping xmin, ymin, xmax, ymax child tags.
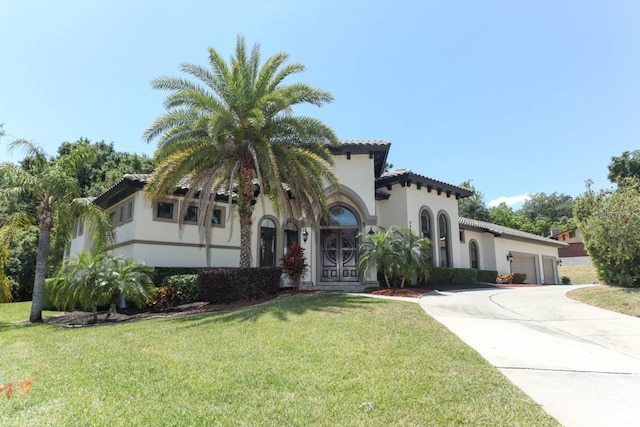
<box><xmin>143</xmin><ymin>35</ymin><xmax>339</xmax><ymax>268</ymax></box>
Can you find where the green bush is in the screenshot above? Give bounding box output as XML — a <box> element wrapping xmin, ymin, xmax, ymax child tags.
<box><xmin>163</xmin><ymin>274</ymin><xmax>199</xmax><ymax>304</ymax></box>
<box><xmin>152</xmin><ymin>267</ymin><xmax>202</xmax><ymax>286</ymax></box>
<box><xmin>513</xmin><ymin>273</ymin><xmax>527</xmax><ymax>284</ymax></box>
<box><xmin>476</xmin><ymin>270</ymin><xmax>498</xmax><ymax>283</ymax></box>
<box><xmin>422</xmin><ymin>267</ymin><xmax>478</xmax><ymax>285</ymax></box>
<box><xmin>575</xmin><ymin>178</ymin><xmax>640</xmax><ymax>287</ymax></box>
<box><xmin>198</xmin><ymin>268</ymin><xmax>282</xmax><ymax>304</ymax></box>
<box><xmin>561</xmin><ymin>276</ymin><xmax>571</xmax><ymax>285</ymax></box>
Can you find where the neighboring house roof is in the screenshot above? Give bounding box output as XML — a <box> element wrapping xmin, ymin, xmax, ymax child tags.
<box><xmin>376</xmin><ymin>169</ymin><xmax>474</xmax><ymax>200</ymax></box>
<box><xmin>330</xmin><ymin>140</ymin><xmax>391</xmax><ymax>178</ymax></box>
<box><xmin>459</xmin><ymin>216</ymin><xmax>569</xmax><ymax>247</ymax></box>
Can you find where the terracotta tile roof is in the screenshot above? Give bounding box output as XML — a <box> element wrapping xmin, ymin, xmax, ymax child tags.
<box><xmin>376</xmin><ymin>169</ymin><xmax>474</xmax><ymax>199</ymax></box>
<box><xmin>459</xmin><ymin>216</ymin><xmax>568</xmax><ymax>247</ymax></box>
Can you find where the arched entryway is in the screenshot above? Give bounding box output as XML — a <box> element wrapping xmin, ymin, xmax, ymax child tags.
<box><xmin>320</xmin><ymin>205</ymin><xmax>359</xmax><ymax>282</ymax></box>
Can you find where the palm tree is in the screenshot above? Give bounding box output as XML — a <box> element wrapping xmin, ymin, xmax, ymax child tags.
<box><xmin>143</xmin><ymin>35</ymin><xmax>339</xmax><ymax>268</ymax></box>
<box><xmin>48</xmin><ymin>251</ymin><xmax>154</xmax><ymax>323</ymax></box>
<box><xmin>2</xmin><ymin>140</ymin><xmax>114</xmax><ymax>322</ymax></box>
<box><xmin>357</xmin><ymin>227</ymin><xmax>431</xmax><ymax>288</ymax></box>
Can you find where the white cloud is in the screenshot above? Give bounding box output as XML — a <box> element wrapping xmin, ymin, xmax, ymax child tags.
<box><xmin>488</xmin><ymin>193</ymin><xmax>531</xmax><ymax>208</ymax></box>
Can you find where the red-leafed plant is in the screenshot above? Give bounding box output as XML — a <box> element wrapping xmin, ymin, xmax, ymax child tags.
<box><xmin>1</xmin><ymin>379</ymin><xmax>33</xmax><ymax>400</ymax></box>
<box><xmin>280</xmin><ymin>243</ymin><xmax>308</xmax><ymax>289</ymax></box>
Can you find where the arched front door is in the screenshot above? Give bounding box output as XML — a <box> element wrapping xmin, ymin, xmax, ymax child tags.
<box><xmin>321</xmin><ymin>206</ymin><xmax>359</xmax><ymax>282</ymax></box>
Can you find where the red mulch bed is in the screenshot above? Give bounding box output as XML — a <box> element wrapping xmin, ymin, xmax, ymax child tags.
<box><xmin>367</xmin><ymin>287</ymin><xmax>434</xmax><ymax>298</ymax></box>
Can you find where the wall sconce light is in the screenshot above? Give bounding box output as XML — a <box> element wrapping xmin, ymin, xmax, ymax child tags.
<box><xmin>368</xmin><ymin>227</ymin><xmax>375</xmax><ymax>235</ymax></box>
<box><xmin>302</xmin><ymin>229</ymin><xmax>309</xmax><ymax>243</ymax></box>
<box><xmin>506</xmin><ymin>254</ymin><xmax>513</xmax><ymax>262</ymax></box>
<box><xmin>556</xmin><ymin>258</ymin><xmax>562</xmax><ymax>266</ymax></box>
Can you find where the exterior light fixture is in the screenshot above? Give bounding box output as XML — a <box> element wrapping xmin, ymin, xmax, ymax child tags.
<box><xmin>556</xmin><ymin>258</ymin><xmax>562</xmax><ymax>266</ymax></box>
<box><xmin>506</xmin><ymin>254</ymin><xmax>513</xmax><ymax>262</ymax></box>
<box><xmin>302</xmin><ymin>229</ymin><xmax>309</xmax><ymax>243</ymax></box>
<box><xmin>368</xmin><ymin>227</ymin><xmax>375</xmax><ymax>235</ymax></box>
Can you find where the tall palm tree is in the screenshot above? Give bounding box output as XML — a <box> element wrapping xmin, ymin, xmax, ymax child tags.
<box><xmin>143</xmin><ymin>35</ymin><xmax>339</xmax><ymax>268</ymax></box>
<box><xmin>2</xmin><ymin>140</ymin><xmax>114</xmax><ymax>322</ymax></box>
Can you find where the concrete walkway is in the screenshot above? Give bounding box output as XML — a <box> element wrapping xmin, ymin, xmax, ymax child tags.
<box><xmin>418</xmin><ymin>285</ymin><xmax>640</xmax><ymax>427</ymax></box>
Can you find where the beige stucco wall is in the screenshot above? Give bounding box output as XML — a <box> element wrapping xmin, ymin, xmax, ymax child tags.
<box><xmin>493</xmin><ymin>238</ymin><xmax>561</xmax><ymax>283</ymax></box>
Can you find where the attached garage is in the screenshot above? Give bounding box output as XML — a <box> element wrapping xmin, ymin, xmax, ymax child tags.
<box><xmin>511</xmin><ymin>253</ymin><xmax>538</xmax><ymax>284</ymax></box>
<box><xmin>542</xmin><ymin>256</ymin><xmax>557</xmax><ymax>284</ymax></box>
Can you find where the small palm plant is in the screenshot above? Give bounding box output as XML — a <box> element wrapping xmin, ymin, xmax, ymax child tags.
<box><xmin>48</xmin><ymin>250</ymin><xmax>154</xmax><ymax>322</ymax></box>
<box><xmin>357</xmin><ymin>226</ymin><xmax>431</xmax><ymax>288</ymax></box>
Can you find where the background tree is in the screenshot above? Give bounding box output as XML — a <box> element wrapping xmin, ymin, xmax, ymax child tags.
<box><xmin>458</xmin><ymin>180</ymin><xmax>490</xmax><ymax>221</ymax></box>
<box><xmin>575</xmin><ymin>178</ymin><xmax>640</xmax><ymax>287</ymax></box>
<box><xmin>607</xmin><ymin>150</ymin><xmax>640</xmax><ymax>184</ymax></box>
<box><xmin>57</xmin><ymin>138</ymin><xmax>155</xmax><ymax>197</ymax></box>
<box><xmin>520</xmin><ymin>192</ymin><xmax>574</xmax><ymax>234</ymax></box>
<box><xmin>144</xmin><ymin>35</ymin><xmax>339</xmax><ymax>268</ymax></box>
<box><xmin>3</xmin><ymin>140</ymin><xmax>114</xmax><ymax>322</ymax></box>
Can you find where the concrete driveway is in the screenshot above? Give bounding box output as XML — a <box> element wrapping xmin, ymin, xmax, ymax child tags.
<box><xmin>419</xmin><ymin>285</ymin><xmax>640</xmax><ymax>427</ymax></box>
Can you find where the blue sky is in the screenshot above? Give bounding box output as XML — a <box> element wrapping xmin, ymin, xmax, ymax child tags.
<box><xmin>1</xmin><ymin>1</ymin><xmax>639</xmax><ymax>207</ymax></box>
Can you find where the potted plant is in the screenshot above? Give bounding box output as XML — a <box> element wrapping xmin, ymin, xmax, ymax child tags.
<box><xmin>280</xmin><ymin>243</ymin><xmax>308</xmax><ymax>290</ymax></box>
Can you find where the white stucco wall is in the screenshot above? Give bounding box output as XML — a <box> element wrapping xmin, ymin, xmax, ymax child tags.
<box><xmin>332</xmin><ymin>154</ymin><xmax>376</xmax><ymax>220</ymax></box>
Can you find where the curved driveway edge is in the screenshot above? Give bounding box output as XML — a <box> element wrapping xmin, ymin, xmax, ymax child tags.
<box><xmin>419</xmin><ymin>285</ymin><xmax>640</xmax><ymax>427</ymax></box>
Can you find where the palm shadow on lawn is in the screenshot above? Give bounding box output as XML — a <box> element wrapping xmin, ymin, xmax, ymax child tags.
<box><xmin>165</xmin><ymin>293</ymin><xmax>389</xmax><ymax>328</ymax></box>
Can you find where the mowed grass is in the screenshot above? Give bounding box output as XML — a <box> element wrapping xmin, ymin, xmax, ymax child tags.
<box><xmin>559</xmin><ymin>264</ymin><xmax>598</xmax><ymax>285</ymax></box>
<box><xmin>1</xmin><ymin>294</ymin><xmax>558</xmax><ymax>426</ymax></box>
<box><xmin>568</xmin><ymin>285</ymin><xmax>640</xmax><ymax>317</ymax></box>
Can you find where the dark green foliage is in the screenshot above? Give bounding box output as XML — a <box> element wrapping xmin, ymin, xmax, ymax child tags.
<box><xmin>163</xmin><ymin>274</ymin><xmax>199</xmax><ymax>304</ymax></box>
<box><xmin>6</xmin><ymin>227</ymin><xmax>38</xmax><ymax>301</ymax></box>
<box><xmin>608</xmin><ymin>150</ymin><xmax>640</xmax><ymax>183</ymax></box>
<box><xmin>198</xmin><ymin>268</ymin><xmax>282</xmax><ymax>304</ymax></box>
<box><xmin>512</xmin><ymin>273</ymin><xmax>527</xmax><ymax>284</ymax></box>
<box><xmin>152</xmin><ymin>267</ymin><xmax>202</xmax><ymax>286</ymax></box>
<box><xmin>422</xmin><ymin>267</ymin><xmax>478</xmax><ymax>285</ymax></box>
<box><xmin>57</xmin><ymin>139</ymin><xmax>155</xmax><ymax>197</ymax></box>
<box><xmin>476</xmin><ymin>270</ymin><xmax>498</xmax><ymax>283</ymax></box>
<box><xmin>561</xmin><ymin>276</ymin><xmax>571</xmax><ymax>285</ymax></box>
<box><xmin>575</xmin><ymin>178</ymin><xmax>640</xmax><ymax>287</ymax></box>
<box><xmin>458</xmin><ymin>180</ymin><xmax>491</xmax><ymax>221</ymax></box>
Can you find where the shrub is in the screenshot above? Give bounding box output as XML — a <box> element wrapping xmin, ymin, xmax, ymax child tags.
<box><xmin>146</xmin><ymin>286</ymin><xmax>180</xmax><ymax>311</ymax></box>
<box><xmin>163</xmin><ymin>274</ymin><xmax>199</xmax><ymax>304</ymax></box>
<box><xmin>198</xmin><ymin>268</ymin><xmax>282</xmax><ymax>304</ymax></box>
<box><xmin>497</xmin><ymin>273</ymin><xmax>514</xmax><ymax>284</ymax></box>
<box><xmin>575</xmin><ymin>178</ymin><xmax>640</xmax><ymax>287</ymax></box>
<box><xmin>280</xmin><ymin>243</ymin><xmax>308</xmax><ymax>289</ymax></box>
<box><xmin>477</xmin><ymin>270</ymin><xmax>498</xmax><ymax>283</ymax></box>
<box><xmin>422</xmin><ymin>267</ymin><xmax>477</xmax><ymax>285</ymax></box>
<box><xmin>152</xmin><ymin>267</ymin><xmax>202</xmax><ymax>286</ymax></box>
<box><xmin>513</xmin><ymin>273</ymin><xmax>527</xmax><ymax>284</ymax></box>
<box><xmin>561</xmin><ymin>276</ymin><xmax>571</xmax><ymax>284</ymax></box>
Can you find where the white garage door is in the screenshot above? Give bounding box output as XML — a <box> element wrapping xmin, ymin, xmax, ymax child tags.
<box><xmin>542</xmin><ymin>257</ymin><xmax>556</xmax><ymax>284</ymax></box>
<box><xmin>511</xmin><ymin>254</ymin><xmax>537</xmax><ymax>284</ymax></box>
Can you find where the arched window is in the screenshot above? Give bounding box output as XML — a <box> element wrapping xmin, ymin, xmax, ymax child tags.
<box><xmin>420</xmin><ymin>209</ymin><xmax>431</xmax><ymax>239</ymax></box>
<box><xmin>469</xmin><ymin>240</ymin><xmax>479</xmax><ymax>269</ymax></box>
<box><xmin>283</xmin><ymin>221</ymin><xmax>299</xmax><ymax>252</ymax></box>
<box><xmin>260</xmin><ymin>218</ymin><xmax>277</xmax><ymax>267</ymax></box>
<box><xmin>438</xmin><ymin>213</ymin><xmax>450</xmax><ymax>267</ymax></box>
<box><xmin>323</xmin><ymin>205</ymin><xmax>358</xmax><ymax>226</ymax></box>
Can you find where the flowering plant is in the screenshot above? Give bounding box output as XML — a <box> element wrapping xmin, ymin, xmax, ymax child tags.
<box><xmin>280</xmin><ymin>243</ymin><xmax>308</xmax><ymax>289</ymax></box>
<box><xmin>496</xmin><ymin>273</ymin><xmax>514</xmax><ymax>284</ymax></box>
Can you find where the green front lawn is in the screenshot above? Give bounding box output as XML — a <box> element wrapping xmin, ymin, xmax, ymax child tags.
<box><xmin>1</xmin><ymin>295</ymin><xmax>558</xmax><ymax>426</ymax></box>
<box><xmin>568</xmin><ymin>284</ymin><xmax>640</xmax><ymax>317</ymax></box>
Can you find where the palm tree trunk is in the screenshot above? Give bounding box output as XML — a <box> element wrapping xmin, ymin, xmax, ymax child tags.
<box><xmin>29</xmin><ymin>228</ymin><xmax>51</xmax><ymax>323</ymax></box>
<box><xmin>238</xmin><ymin>162</ymin><xmax>255</xmax><ymax>269</ymax></box>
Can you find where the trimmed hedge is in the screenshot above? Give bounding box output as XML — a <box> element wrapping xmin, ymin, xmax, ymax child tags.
<box><xmin>477</xmin><ymin>269</ymin><xmax>498</xmax><ymax>284</ymax></box>
<box><xmin>422</xmin><ymin>267</ymin><xmax>477</xmax><ymax>285</ymax></box>
<box><xmin>198</xmin><ymin>268</ymin><xmax>282</xmax><ymax>304</ymax></box>
<box><xmin>152</xmin><ymin>267</ymin><xmax>202</xmax><ymax>286</ymax></box>
<box><xmin>513</xmin><ymin>273</ymin><xmax>527</xmax><ymax>284</ymax></box>
<box><xmin>163</xmin><ymin>274</ymin><xmax>199</xmax><ymax>304</ymax></box>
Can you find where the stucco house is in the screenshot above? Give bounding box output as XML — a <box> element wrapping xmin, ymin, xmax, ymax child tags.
<box><xmin>69</xmin><ymin>141</ymin><xmax>566</xmax><ymax>290</ymax></box>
